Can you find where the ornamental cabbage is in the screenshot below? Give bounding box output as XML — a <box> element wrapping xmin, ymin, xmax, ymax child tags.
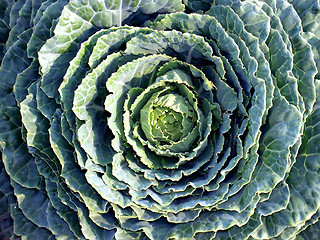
<box><xmin>0</xmin><ymin>0</ymin><xmax>320</xmax><ymax>239</ymax></box>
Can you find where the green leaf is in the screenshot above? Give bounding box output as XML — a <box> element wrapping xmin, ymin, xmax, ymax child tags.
<box><xmin>251</xmin><ymin>107</ymin><xmax>320</xmax><ymax>238</ymax></box>
<box><xmin>11</xmin><ymin>202</ymin><xmax>54</xmax><ymax>240</ymax></box>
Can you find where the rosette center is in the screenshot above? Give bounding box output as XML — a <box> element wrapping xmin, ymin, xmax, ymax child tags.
<box><xmin>141</xmin><ymin>93</ymin><xmax>196</xmax><ymax>144</ymax></box>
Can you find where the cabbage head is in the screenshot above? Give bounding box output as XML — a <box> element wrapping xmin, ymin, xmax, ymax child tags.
<box><xmin>1</xmin><ymin>0</ymin><xmax>320</xmax><ymax>239</ymax></box>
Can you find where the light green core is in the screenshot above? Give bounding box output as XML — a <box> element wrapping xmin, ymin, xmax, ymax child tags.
<box><xmin>141</xmin><ymin>93</ymin><xmax>196</xmax><ymax>144</ymax></box>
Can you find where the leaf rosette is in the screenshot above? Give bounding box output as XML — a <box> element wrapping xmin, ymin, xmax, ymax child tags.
<box><xmin>0</xmin><ymin>0</ymin><xmax>320</xmax><ymax>239</ymax></box>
